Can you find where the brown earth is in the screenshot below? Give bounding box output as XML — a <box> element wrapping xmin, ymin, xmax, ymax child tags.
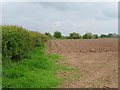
<box><xmin>46</xmin><ymin>38</ymin><xmax>118</xmax><ymax>88</ymax></box>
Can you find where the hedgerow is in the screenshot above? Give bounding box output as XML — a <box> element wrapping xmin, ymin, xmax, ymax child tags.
<box><xmin>2</xmin><ymin>25</ymin><xmax>48</xmax><ymax>61</ymax></box>
<box><xmin>29</xmin><ymin>31</ymin><xmax>48</xmax><ymax>47</ymax></box>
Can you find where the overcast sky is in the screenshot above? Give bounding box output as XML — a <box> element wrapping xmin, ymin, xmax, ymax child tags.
<box><xmin>2</xmin><ymin>2</ymin><xmax>118</xmax><ymax>36</ymax></box>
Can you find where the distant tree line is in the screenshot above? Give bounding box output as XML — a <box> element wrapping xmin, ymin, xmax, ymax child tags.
<box><xmin>45</xmin><ymin>31</ymin><xmax>119</xmax><ymax>39</ymax></box>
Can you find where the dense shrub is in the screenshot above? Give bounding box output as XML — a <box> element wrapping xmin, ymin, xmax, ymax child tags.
<box><xmin>2</xmin><ymin>25</ymin><xmax>48</xmax><ymax>61</ymax></box>
<box><xmin>29</xmin><ymin>31</ymin><xmax>48</xmax><ymax>47</ymax></box>
<box><xmin>2</xmin><ymin>26</ymin><xmax>31</xmax><ymax>60</ymax></box>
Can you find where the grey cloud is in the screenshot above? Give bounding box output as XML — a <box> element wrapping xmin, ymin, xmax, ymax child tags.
<box><xmin>2</xmin><ymin>2</ymin><xmax>118</xmax><ymax>35</ymax></box>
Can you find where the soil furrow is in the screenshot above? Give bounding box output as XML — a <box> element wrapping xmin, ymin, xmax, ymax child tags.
<box><xmin>46</xmin><ymin>38</ymin><xmax>118</xmax><ymax>88</ymax></box>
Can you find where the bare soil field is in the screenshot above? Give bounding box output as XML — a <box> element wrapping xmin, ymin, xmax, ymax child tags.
<box><xmin>46</xmin><ymin>38</ymin><xmax>118</xmax><ymax>88</ymax></box>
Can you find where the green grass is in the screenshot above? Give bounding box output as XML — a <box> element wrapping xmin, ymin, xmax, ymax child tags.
<box><xmin>2</xmin><ymin>44</ymin><xmax>76</xmax><ymax>88</ymax></box>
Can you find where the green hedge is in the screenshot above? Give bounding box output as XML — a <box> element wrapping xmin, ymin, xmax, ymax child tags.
<box><xmin>29</xmin><ymin>31</ymin><xmax>48</xmax><ymax>47</ymax></box>
<box><xmin>2</xmin><ymin>25</ymin><xmax>48</xmax><ymax>61</ymax></box>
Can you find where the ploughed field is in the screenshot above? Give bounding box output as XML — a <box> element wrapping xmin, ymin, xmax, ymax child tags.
<box><xmin>46</xmin><ymin>38</ymin><xmax>118</xmax><ymax>88</ymax></box>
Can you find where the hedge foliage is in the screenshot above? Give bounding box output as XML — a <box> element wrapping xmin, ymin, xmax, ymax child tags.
<box><xmin>2</xmin><ymin>25</ymin><xmax>48</xmax><ymax>61</ymax></box>
<box><xmin>29</xmin><ymin>31</ymin><xmax>48</xmax><ymax>47</ymax></box>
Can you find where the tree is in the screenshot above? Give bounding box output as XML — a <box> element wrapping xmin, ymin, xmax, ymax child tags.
<box><xmin>83</xmin><ymin>33</ymin><xmax>92</xmax><ymax>39</ymax></box>
<box><xmin>69</xmin><ymin>32</ymin><xmax>81</xmax><ymax>39</ymax></box>
<box><xmin>107</xmin><ymin>33</ymin><xmax>113</xmax><ymax>38</ymax></box>
<box><xmin>107</xmin><ymin>33</ymin><xmax>118</xmax><ymax>38</ymax></box>
<box><xmin>54</xmin><ymin>31</ymin><xmax>62</xmax><ymax>38</ymax></box>
<box><xmin>118</xmin><ymin>34</ymin><xmax>120</xmax><ymax>38</ymax></box>
<box><xmin>100</xmin><ymin>34</ymin><xmax>107</xmax><ymax>38</ymax></box>
<box><xmin>112</xmin><ymin>33</ymin><xmax>118</xmax><ymax>38</ymax></box>
<box><xmin>93</xmin><ymin>34</ymin><xmax>98</xmax><ymax>39</ymax></box>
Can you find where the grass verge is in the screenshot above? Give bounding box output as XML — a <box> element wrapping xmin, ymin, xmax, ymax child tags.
<box><xmin>2</xmin><ymin>44</ymin><xmax>76</xmax><ymax>88</ymax></box>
